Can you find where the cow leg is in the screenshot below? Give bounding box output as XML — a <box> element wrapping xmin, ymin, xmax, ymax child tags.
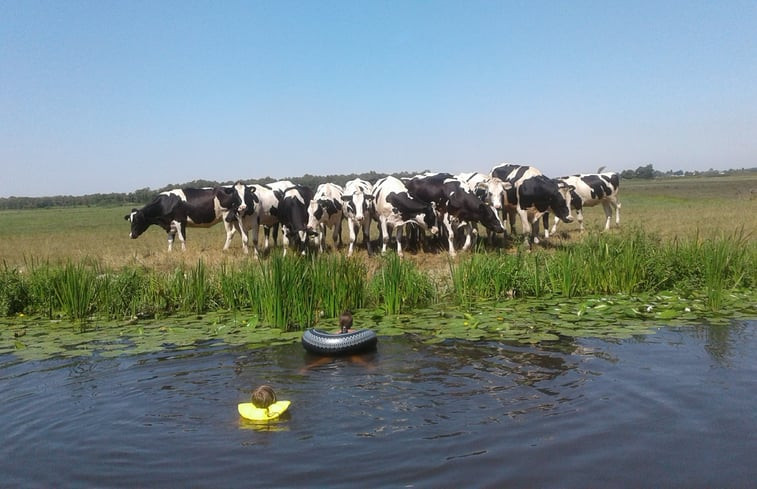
<box><xmin>298</xmin><ymin>230</ymin><xmax>308</xmax><ymax>256</ymax></box>
<box><xmin>443</xmin><ymin>214</ymin><xmax>457</xmax><ymax>256</ymax></box>
<box><xmin>380</xmin><ymin>217</ymin><xmax>392</xmax><ymax>255</ymax></box>
<box><xmin>602</xmin><ymin>202</ymin><xmax>613</xmax><ymax>231</ymax></box>
<box><xmin>175</xmin><ymin>221</ymin><xmax>188</xmax><ymax>251</ymax></box>
<box><xmin>461</xmin><ymin>222</ymin><xmax>474</xmax><ymax>252</ymax></box>
<box><xmin>233</xmin><ymin>219</ymin><xmax>250</xmax><ymax>254</ymax></box>
<box><xmin>550</xmin><ymin>214</ymin><xmax>560</xmax><ymax>236</ymax></box>
<box><xmin>395</xmin><ymin>224</ymin><xmax>405</xmax><ymax>257</ymax></box>
<box><xmin>576</xmin><ymin>209</ymin><xmax>585</xmax><ymax>232</ymax></box>
<box><xmin>333</xmin><ymin>219</ymin><xmax>343</xmax><ymax>249</ymax></box>
<box><xmin>612</xmin><ymin>198</ymin><xmax>621</xmax><ymax>226</ymax></box>
<box><xmin>347</xmin><ymin>219</ymin><xmax>358</xmax><ymax>257</ymax></box>
<box><xmin>541</xmin><ymin>213</ymin><xmax>550</xmax><ymax>240</ymax></box>
<box><xmin>362</xmin><ymin>218</ymin><xmax>373</xmax><ymax>255</ymax></box>
<box><xmin>250</xmin><ymin>218</ymin><xmax>261</xmax><ymax>257</ymax></box>
<box><xmin>318</xmin><ymin>223</ymin><xmax>325</xmax><ymax>253</ymax></box>
<box><xmin>166</xmin><ymin>230</ymin><xmax>175</xmax><ymax>252</ymax></box>
<box><xmin>281</xmin><ymin>225</ymin><xmax>290</xmax><ymax>257</ymax></box>
<box><xmin>517</xmin><ymin>209</ymin><xmax>534</xmax><ymax>246</ymax></box>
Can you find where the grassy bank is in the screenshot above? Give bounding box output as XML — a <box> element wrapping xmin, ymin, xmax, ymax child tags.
<box><xmin>1</xmin><ymin>228</ymin><xmax>754</xmax><ymax>327</ymax></box>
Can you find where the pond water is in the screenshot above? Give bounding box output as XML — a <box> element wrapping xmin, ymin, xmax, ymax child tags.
<box><xmin>1</xmin><ymin>320</ymin><xmax>755</xmax><ymax>488</ymax></box>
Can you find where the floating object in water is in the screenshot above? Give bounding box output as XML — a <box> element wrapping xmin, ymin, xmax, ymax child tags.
<box><xmin>301</xmin><ymin>328</ymin><xmax>378</xmax><ymax>356</ymax></box>
<box><xmin>237</xmin><ymin>400</ymin><xmax>291</xmax><ymax>421</ymax></box>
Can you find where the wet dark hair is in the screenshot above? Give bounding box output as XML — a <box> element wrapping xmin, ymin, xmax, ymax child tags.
<box><xmin>339</xmin><ymin>310</ymin><xmax>353</xmax><ymax>334</ymax></box>
<box><xmin>251</xmin><ymin>385</ymin><xmax>277</xmax><ymax>409</ymax></box>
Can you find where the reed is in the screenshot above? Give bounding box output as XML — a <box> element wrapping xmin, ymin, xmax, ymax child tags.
<box><xmin>700</xmin><ymin>229</ymin><xmax>752</xmax><ymax>311</ymax></box>
<box><xmin>449</xmin><ymin>252</ymin><xmax>520</xmax><ymax>308</ymax></box>
<box><xmin>369</xmin><ymin>254</ymin><xmax>436</xmax><ymax>315</ymax></box>
<box><xmin>50</xmin><ymin>262</ymin><xmax>100</xmax><ymax>322</ymax></box>
<box><xmin>97</xmin><ymin>266</ymin><xmax>149</xmax><ymax>319</ymax></box>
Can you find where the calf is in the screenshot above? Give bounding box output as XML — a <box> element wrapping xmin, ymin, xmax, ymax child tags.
<box><xmin>125</xmin><ymin>186</ymin><xmax>243</xmax><ymax>251</ymax></box>
<box><xmin>341</xmin><ymin>178</ymin><xmax>374</xmax><ymax>256</ymax></box>
<box><xmin>550</xmin><ymin>173</ymin><xmax>621</xmax><ymax>234</ymax></box>
<box><xmin>306</xmin><ymin>183</ymin><xmax>344</xmax><ymax>253</ymax></box>
<box><xmin>371</xmin><ymin>176</ymin><xmax>439</xmax><ymax>257</ymax></box>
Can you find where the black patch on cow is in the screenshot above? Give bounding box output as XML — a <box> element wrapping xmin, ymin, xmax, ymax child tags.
<box><xmin>491</xmin><ymin>164</ymin><xmax>520</xmax><ymax>180</ymax></box>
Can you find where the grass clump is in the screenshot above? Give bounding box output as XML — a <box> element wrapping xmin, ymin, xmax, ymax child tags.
<box><xmin>369</xmin><ymin>253</ymin><xmax>436</xmax><ymax>315</ymax></box>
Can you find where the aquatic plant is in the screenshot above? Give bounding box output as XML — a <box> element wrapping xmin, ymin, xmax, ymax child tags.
<box><xmin>50</xmin><ymin>262</ymin><xmax>100</xmax><ymax>322</ymax></box>
<box><xmin>0</xmin><ymin>264</ymin><xmax>29</xmax><ymax>316</ymax></box>
<box><xmin>449</xmin><ymin>252</ymin><xmax>519</xmax><ymax>309</ymax></box>
<box><xmin>369</xmin><ymin>253</ymin><xmax>436</xmax><ymax>315</ymax></box>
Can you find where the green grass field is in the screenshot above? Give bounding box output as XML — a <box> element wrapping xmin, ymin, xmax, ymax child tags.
<box><xmin>0</xmin><ymin>173</ymin><xmax>755</xmax><ymax>270</ymax></box>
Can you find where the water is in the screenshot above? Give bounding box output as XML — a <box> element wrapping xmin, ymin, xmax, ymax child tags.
<box><xmin>2</xmin><ymin>321</ymin><xmax>755</xmax><ymax>488</ymax></box>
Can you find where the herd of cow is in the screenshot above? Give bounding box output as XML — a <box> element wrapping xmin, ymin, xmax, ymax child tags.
<box><xmin>125</xmin><ymin>163</ymin><xmax>622</xmax><ymax>257</ymax></box>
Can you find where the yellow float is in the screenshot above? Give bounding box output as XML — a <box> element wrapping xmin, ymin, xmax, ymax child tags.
<box><xmin>237</xmin><ymin>400</ymin><xmax>291</xmax><ymax>421</ymax></box>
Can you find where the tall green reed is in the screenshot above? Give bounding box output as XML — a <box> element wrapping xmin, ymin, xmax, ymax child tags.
<box><xmin>51</xmin><ymin>262</ymin><xmax>99</xmax><ymax>322</ymax></box>
<box><xmin>369</xmin><ymin>254</ymin><xmax>435</xmax><ymax>315</ymax></box>
<box><xmin>449</xmin><ymin>253</ymin><xmax>520</xmax><ymax>309</ymax></box>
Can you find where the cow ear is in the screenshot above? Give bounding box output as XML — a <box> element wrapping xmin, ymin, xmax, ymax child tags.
<box><xmin>274</xmin><ymin>190</ymin><xmax>284</xmax><ymax>200</ymax></box>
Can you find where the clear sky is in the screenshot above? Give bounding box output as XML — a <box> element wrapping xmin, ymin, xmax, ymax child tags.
<box><xmin>2</xmin><ymin>0</ymin><xmax>755</xmax><ymax>197</ymax></box>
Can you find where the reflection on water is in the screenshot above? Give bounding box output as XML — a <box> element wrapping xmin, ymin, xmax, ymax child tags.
<box><xmin>1</xmin><ymin>320</ymin><xmax>755</xmax><ymax>488</ymax></box>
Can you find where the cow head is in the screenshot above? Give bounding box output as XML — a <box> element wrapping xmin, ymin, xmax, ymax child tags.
<box><xmin>124</xmin><ymin>208</ymin><xmax>149</xmax><ymax>239</ymax></box>
<box><xmin>479</xmin><ymin>203</ymin><xmax>506</xmax><ymax>233</ymax></box>
<box><xmin>234</xmin><ymin>182</ymin><xmax>258</xmax><ymax>216</ymax></box>
<box><xmin>342</xmin><ymin>192</ymin><xmax>373</xmax><ymax>221</ymax></box>
<box><xmin>552</xmin><ymin>180</ymin><xmax>576</xmax><ymax>223</ymax></box>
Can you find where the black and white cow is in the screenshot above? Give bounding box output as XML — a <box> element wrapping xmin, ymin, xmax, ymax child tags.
<box><xmin>405</xmin><ymin>173</ymin><xmax>505</xmax><ymax>254</ymax></box>
<box><xmin>550</xmin><ymin>172</ymin><xmax>621</xmax><ymax>234</ymax></box>
<box><xmin>231</xmin><ymin>180</ymin><xmax>295</xmax><ymax>256</ymax></box>
<box><xmin>306</xmin><ymin>183</ymin><xmax>344</xmax><ymax>253</ymax></box>
<box><xmin>442</xmin><ymin>179</ymin><xmax>506</xmax><ymax>255</ymax></box>
<box><xmin>455</xmin><ymin>171</ymin><xmax>511</xmax><ymax>244</ymax></box>
<box><xmin>512</xmin><ymin>175</ymin><xmax>574</xmax><ymax>244</ymax></box>
<box><xmin>371</xmin><ymin>176</ymin><xmax>439</xmax><ymax>257</ymax></box>
<box><xmin>341</xmin><ymin>178</ymin><xmax>374</xmax><ymax>257</ymax></box>
<box><xmin>490</xmin><ymin>163</ymin><xmax>545</xmax><ymax>237</ymax></box>
<box><xmin>125</xmin><ymin>186</ymin><xmax>243</xmax><ymax>251</ymax></box>
<box><xmin>274</xmin><ymin>183</ymin><xmax>314</xmax><ymax>256</ymax></box>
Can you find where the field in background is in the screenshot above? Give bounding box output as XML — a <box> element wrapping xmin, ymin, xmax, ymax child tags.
<box><xmin>0</xmin><ymin>173</ymin><xmax>755</xmax><ymax>270</ymax></box>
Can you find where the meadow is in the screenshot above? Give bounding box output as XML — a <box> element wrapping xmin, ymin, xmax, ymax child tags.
<box><xmin>0</xmin><ymin>173</ymin><xmax>755</xmax><ymax>335</ymax></box>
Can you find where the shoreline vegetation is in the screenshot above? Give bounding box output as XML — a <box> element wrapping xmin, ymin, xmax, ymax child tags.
<box><xmin>1</xmin><ymin>228</ymin><xmax>754</xmax><ymax>323</ymax></box>
<box><xmin>1</xmin><ymin>173</ymin><xmax>756</xmax><ymax>357</ymax></box>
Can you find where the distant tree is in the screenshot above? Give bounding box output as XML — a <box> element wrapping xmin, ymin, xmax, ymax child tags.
<box><xmin>634</xmin><ymin>164</ymin><xmax>655</xmax><ymax>179</ymax></box>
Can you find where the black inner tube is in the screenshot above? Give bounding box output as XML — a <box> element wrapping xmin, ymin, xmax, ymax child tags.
<box><xmin>301</xmin><ymin>328</ymin><xmax>378</xmax><ymax>356</ymax></box>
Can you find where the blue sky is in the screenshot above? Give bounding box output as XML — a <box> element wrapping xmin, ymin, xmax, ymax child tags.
<box><xmin>1</xmin><ymin>0</ymin><xmax>755</xmax><ymax>197</ymax></box>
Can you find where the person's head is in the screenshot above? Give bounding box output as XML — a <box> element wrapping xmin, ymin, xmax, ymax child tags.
<box><xmin>339</xmin><ymin>310</ymin><xmax>353</xmax><ymax>333</ymax></box>
<box><xmin>251</xmin><ymin>385</ymin><xmax>277</xmax><ymax>409</ymax></box>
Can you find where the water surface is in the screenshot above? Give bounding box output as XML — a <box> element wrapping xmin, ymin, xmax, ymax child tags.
<box><xmin>1</xmin><ymin>321</ymin><xmax>755</xmax><ymax>488</ymax></box>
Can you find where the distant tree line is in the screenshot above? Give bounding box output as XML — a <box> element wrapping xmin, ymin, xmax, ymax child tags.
<box><xmin>1</xmin><ymin>166</ymin><xmax>754</xmax><ymax>210</ymax></box>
